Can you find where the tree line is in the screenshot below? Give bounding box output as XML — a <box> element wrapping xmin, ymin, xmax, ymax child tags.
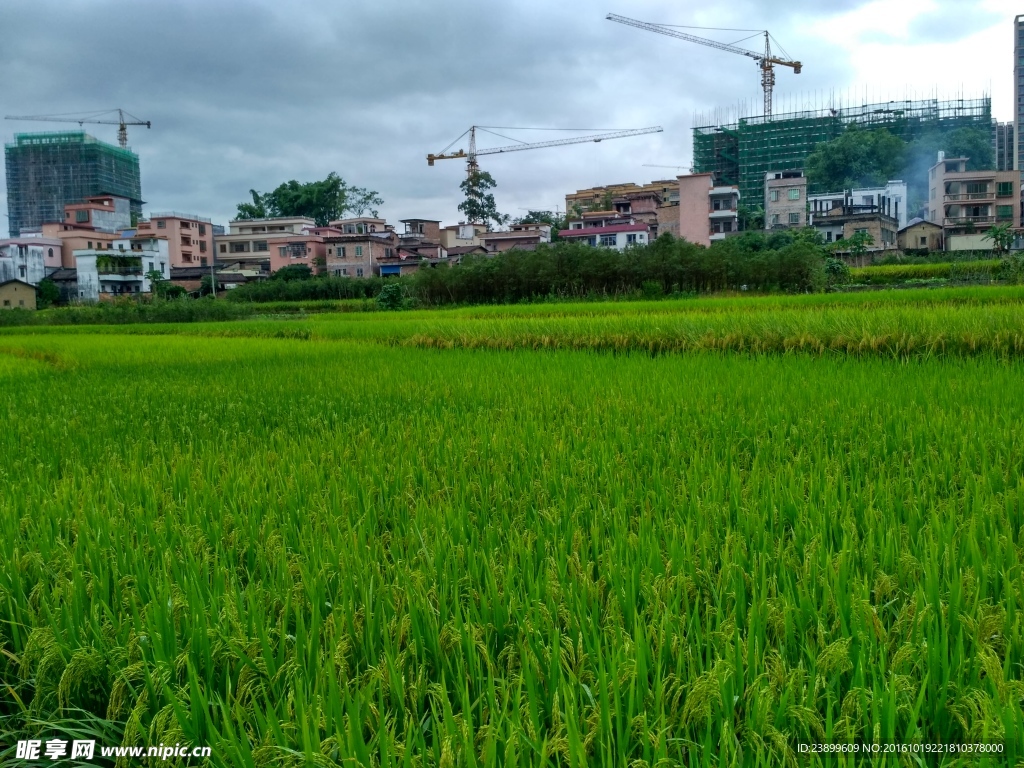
<box><xmin>225</xmin><ymin>230</ymin><xmax>834</xmax><ymax>306</ymax></box>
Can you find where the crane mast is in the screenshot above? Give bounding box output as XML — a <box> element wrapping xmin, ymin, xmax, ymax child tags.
<box><xmin>606</xmin><ymin>14</ymin><xmax>801</xmax><ymax>119</ymax></box>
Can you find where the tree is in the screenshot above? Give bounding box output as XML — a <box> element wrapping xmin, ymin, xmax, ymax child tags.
<box><xmin>833</xmin><ymin>229</ymin><xmax>874</xmax><ymax>259</ymax></box>
<box><xmin>146</xmin><ymin>269</ymin><xmax>170</xmax><ymax>299</ymax></box>
<box><xmin>737</xmin><ymin>204</ymin><xmax>764</xmax><ymax>231</ymax></box>
<box><xmin>272</xmin><ymin>264</ymin><xmax>314</xmax><ymax>282</ymax></box>
<box><xmin>983</xmin><ymin>223</ymin><xmax>1015</xmax><ymax>254</ymax></box>
<box><xmin>458</xmin><ymin>170</ymin><xmax>508</xmax><ymax>228</ymax></box>
<box><xmin>235</xmin><ymin>173</ymin><xmax>384</xmax><ymax>226</ymax></box>
<box><xmin>805</xmin><ymin>125</ymin><xmax>907</xmax><ymax>192</ymax></box>
<box><xmin>36</xmin><ymin>278</ymin><xmax>60</xmax><ymax>308</ymax></box>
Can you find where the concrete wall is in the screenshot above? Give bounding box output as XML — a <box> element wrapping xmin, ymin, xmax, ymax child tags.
<box><xmin>677</xmin><ymin>174</ymin><xmax>713</xmax><ymax>246</ymax></box>
<box><xmin>765</xmin><ymin>173</ymin><xmax>807</xmax><ymax>229</ymax></box>
<box><xmin>0</xmin><ymin>241</ymin><xmax>47</xmax><ymax>285</ymax></box>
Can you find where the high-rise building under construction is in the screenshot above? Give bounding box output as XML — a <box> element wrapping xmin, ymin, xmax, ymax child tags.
<box><xmin>5</xmin><ymin>131</ymin><xmax>142</xmax><ymax>237</ymax></box>
<box><xmin>693</xmin><ymin>96</ymin><xmax>993</xmax><ymax>208</ymax></box>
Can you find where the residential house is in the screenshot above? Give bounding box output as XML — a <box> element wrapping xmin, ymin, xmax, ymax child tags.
<box><xmin>927</xmin><ymin>153</ymin><xmax>1020</xmax><ymax>250</ymax></box>
<box><xmin>567</xmin><ymin>180</ymin><xmax>678</xmax><ymax>238</ymax></box>
<box><xmin>810</xmin><ymin>180</ymin><xmax>908</xmax><ymax>229</ymax></box>
<box><xmin>75</xmin><ymin>237</ymin><xmax>169</xmax><ymax>301</ymax></box>
<box><xmin>898</xmin><ymin>218</ymin><xmax>943</xmax><ymax>252</ymax></box>
<box><xmin>765</xmin><ymin>171</ymin><xmax>807</xmax><ymax>230</ymax></box>
<box><xmin>0</xmin><ymin>238</ymin><xmax>62</xmax><ymax>285</ymax></box>
<box><xmin>809</xmin><ymin>193</ymin><xmax>899</xmax><ymax>260</ymax></box>
<box><xmin>481</xmin><ymin>222</ymin><xmax>552</xmax><ymax>252</ymax></box>
<box><xmin>0</xmin><ymin>279</ymin><xmax>36</xmax><ymax>310</ymax></box>
<box><xmin>215</xmin><ymin>217</ymin><xmax>326</xmax><ymax>274</ymax></box>
<box><xmin>134</xmin><ymin>212</ymin><xmax>215</xmax><ymax>267</ymax></box>
<box><xmin>676</xmin><ymin>173</ymin><xmax>741</xmax><ymax>245</ymax></box>
<box><xmin>440</xmin><ymin>223</ymin><xmax>487</xmax><ymax>249</ymax></box>
<box><xmin>558</xmin><ymin>212</ymin><xmax>651</xmax><ymax>250</ymax></box>
<box><xmin>34</xmin><ymin>194</ymin><xmax>132</xmax><ymax>267</ymax></box>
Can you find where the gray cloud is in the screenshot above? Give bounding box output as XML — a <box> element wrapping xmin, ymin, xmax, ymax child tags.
<box><xmin>0</xmin><ymin>0</ymin><xmax>1005</xmax><ymax>236</ymax></box>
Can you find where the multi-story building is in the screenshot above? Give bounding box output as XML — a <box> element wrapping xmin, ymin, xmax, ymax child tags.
<box><xmin>134</xmin><ymin>212</ymin><xmax>215</xmax><ymax>268</ymax></box>
<box><xmin>32</xmin><ymin>195</ymin><xmax>132</xmax><ymax>267</ymax></box>
<box><xmin>215</xmin><ymin>217</ymin><xmax>325</xmax><ymax>274</ymax></box>
<box><xmin>481</xmin><ymin>222</ymin><xmax>552</xmax><ymax>252</ymax></box>
<box><xmin>440</xmin><ymin>223</ymin><xmax>487</xmax><ymax>249</ymax></box>
<box><xmin>927</xmin><ymin>153</ymin><xmax>1020</xmax><ymax>250</ymax></box>
<box><xmin>324</xmin><ymin>228</ymin><xmax>397</xmax><ymax>278</ymax></box>
<box><xmin>5</xmin><ymin>131</ymin><xmax>143</xmax><ymax>237</ymax></box>
<box><xmin>806</xmin><ymin>195</ymin><xmax>897</xmax><ymax>256</ymax></box>
<box><xmin>995</xmin><ymin>121</ymin><xmax>1014</xmax><ymax>172</ymax></box>
<box><xmin>75</xmin><ymin>237</ymin><xmax>169</xmax><ymax>301</ymax></box>
<box><xmin>675</xmin><ymin>173</ymin><xmax>741</xmax><ymax>245</ymax></box>
<box><xmin>566</xmin><ymin>180</ymin><xmax>678</xmax><ymax>237</ymax></box>
<box><xmin>558</xmin><ymin>212</ymin><xmax>651</xmax><ymax>250</ymax></box>
<box><xmin>809</xmin><ymin>181</ymin><xmax>908</xmax><ymax>230</ymax></box>
<box><xmin>1015</xmin><ymin>15</ymin><xmax>1024</xmax><ymax>177</ymax></box>
<box><xmin>765</xmin><ymin>170</ymin><xmax>807</xmax><ymax>230</ymax></box>
<box><xmin>0</xmin><ymin>238</ymin><xmax>62</xmax><ymax>284</ymax></box>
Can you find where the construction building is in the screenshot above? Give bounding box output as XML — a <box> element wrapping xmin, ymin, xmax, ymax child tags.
<box><xmin>5</xmin><ymin>132</ymin><xmax>143</xmax><ymax>237</ymax></box>
<box><xmin>693</xmin><ymin>96</ymin><xmax>993</xmax><ymax>208</ymax></box>
<box><xmin>927</xmin><ymin>152</ymin><xmax>1021</xmax><ymax>250</ymax></box>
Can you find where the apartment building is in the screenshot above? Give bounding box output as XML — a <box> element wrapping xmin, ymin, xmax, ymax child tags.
<box><xmin>134</xmin><ymin>212</ymin><xmax>214</xmax><ymax>267</ymax></box>
<box><xmin>927</xmin><ymin>153</ymin><xmax>1020</xmax><ymax>250</ymax></box>
<box><xmin>1015</xmin><ymin>15</ymin><xmax>1024</xmax><ymax>176</ymax></box>
<box><xmin>765</xmin><ymin>171</ymin><xmax>807</xmax><ymax>230</ymax></box>
<box><xmin>216</xmin><ymin>217</ymin><xmax>325</xmax><ymax>274</ymax></box>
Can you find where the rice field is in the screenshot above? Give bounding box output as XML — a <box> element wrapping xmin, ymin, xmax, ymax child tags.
<box><xmin>1</xmin><ymin>287</ymin><xmax>1023</xmax><ymax>767</ymax></box>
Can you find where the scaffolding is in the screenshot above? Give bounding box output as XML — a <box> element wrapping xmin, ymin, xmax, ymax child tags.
<box><xmin>693</xmin><ymin>96</ymin><xmax>993</xmax><ymax>207</ymax></box>
<box><xmin>5</xmin><ymin>131</ymin><xmax>142</xmax><ymax>236</ymax></box>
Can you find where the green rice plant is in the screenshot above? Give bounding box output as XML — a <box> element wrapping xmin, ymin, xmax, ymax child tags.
<box><xmin>0</xmin><ymin>295</ymin><xmax>1022</xmax><ymax>767</ymax></box>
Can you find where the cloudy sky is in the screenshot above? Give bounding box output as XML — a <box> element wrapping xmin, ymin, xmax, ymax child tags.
<box><xmin>1</xmin><ymin>0</ymin><xmax>1019</xmax><ymax>236</ymax></box>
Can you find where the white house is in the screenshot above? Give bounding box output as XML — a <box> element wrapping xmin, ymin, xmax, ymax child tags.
<box><xmin>74</xmin><ymin>238</ymin><xmax>169</xmax><ymax>301</ymax></box>
<box><xmin>0</xmin><ymin>238</ymin><xmax>62</xmax><ymax>285</ymax></box>
<box><xmin>558</xmin><ymin>213</ymin><xmax>650</xmax><ymax>251</ymax></box>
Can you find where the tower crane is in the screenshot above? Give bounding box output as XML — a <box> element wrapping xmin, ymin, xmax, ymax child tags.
<box><xmin>643</xmin><ymin>163</ymin><xmax>692</xmax><ymax>174</ymax></box>
<box><xmin>606</xmin><ymin>14</ymin><xmax>801</xmax><ymax>119</ymax></box>
<box><xmin>4</xmin><ymin>109</ymin><xmax>151</xmax><ymax>149</ymax></box>
<box><xmin>428</xmin><ymin>125</ymin><xmax>663</xmax><ymax>177</ymax></box>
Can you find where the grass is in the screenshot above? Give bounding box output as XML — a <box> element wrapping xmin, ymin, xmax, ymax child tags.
<box><xmin>850</xmin><ymin>261</ymin><xmax>1003</xmax><ymax>285</ymax></box>
<box><xmin>0</xmin><ymin>286</ymin><xmax>1022</xmax><ymax>767</ymax></box>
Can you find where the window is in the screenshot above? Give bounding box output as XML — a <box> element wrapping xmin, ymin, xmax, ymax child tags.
<box><xmin>19</xmin><ymin>265</ymin><xmax>26</xmax><ymax>278</ymax></box>
<box><xmin>341</xmin><ymin>268</ymin><xmax>348</xmax><ymax>276</ymax></box>
<box><xmin>788</xmin><ymin>212</ymin><xmax>800</xmax><ymax>225</ymax></box>
<box><xmin>48</xmin><ymin>248</ymin><xmax>53</xmax><ymax>259</ymax></box>
<box><xmin>220</xmin><ymin>244</ymin><xmax>227</xmax><ymax>253</ymax></box>
<box><xmin>156</xmin><ymin>220</ymin><xmax>166</xmax><ymax>229</ymax></box>
<box><xmin>920</xmin><ymin>236</ymin><xmax>927</xmax><ymax>247</ymax></box>
<box><xmin>788</xmin><ymin>189</ymin><xmax>800</xmax><ymax>201</ymax></box>
<box><xmin>199</xmin><ymin>224</ymin><xmax>206</xmax><ymax>236</ymax></box>
<box><xmin>966</xmin><ymin>182</ymin><xmax>987</xmax><ymax>195</ymax></box>
<box><xmin>998</xmin><ymin>181</ymin><xmax>1014</xmax><ymax>197</ymax></box>
<box><xmin>770</xmin><ymin>214</ymin><xmax>779</xmax><ymax>226</ymax></box>
<box><xmin>253</xmin><ymin>240</ymin><xmax>268</xmax><ymax>252</ymax></box>
<box><xmin>626</xmin><ymin>234</ymin><xmax>638</xmax><ymax>244</ymax></box>
<box><xmin>825</xmin><ymin>231</ymin><xmax>833</xmax><ymax>242</ymax></box>
<box><xmin>385</xmin><ymin>248</ymin><xmax>393</xmax><ymax>258</ymax></box>
<box><xmin>599</xmin><ymin>234</ymin><xmax>617</xmax><ymax>247</ymax></box>
<box><xmin>2</xmin><ymin>300</ymin><xmax>8</xmax><ymax>306</ymax></box>
<box><xmin>199</xmin><ymin>241</ymin><xmax>207</xmax><ymax>253</ymax></box>
<box><xmin>355</xmin><ymin>246</ymin><xmax>363</xmax><ymax>256</ymax></box>
<box><xmin>19</xmin><ymin>300</ymin><xmax>24</xmax><ymax>306</ymax></box>
<box><xmin>76</xmin><ymin>210</ymin><xmax>89</xmax><ymax>223</ymax></box>
<box><xmin>200</xmin><ymin>257</ymin><xmax>207</xmax><ymax>266</ymax></box>
<box><xmin>770</xmin><ymin>189</ymin><xmax>779</xmax><ymax>202</ymax></box>
<box><xmin>998</xmin><ymin>205</ymin><xmax>1014</xmax><ymax>220</ymax></box>
<box><xmin>861</xmin><ymin>196</ymin><xmax>872</xmax><ymax>206</ymax></box>
<box><xmin>854</xmin><ymin>228</ymin><xmax>868</xmax><ymax>235</ymax></box>
<box><xmin>87</xmin><ymin>241</ymin><xmax>93</xmax><ymax>249</ymax></box>
<box><xmin>930</xmin><ymin>187</ymin><xmax>936</xmax><ymax>199</ymax></box>
<box><xmin>230</xmin><ymin>242</ymin><xmax>248</xmax><ymax>253</ymax></box>
<box><xmin>339</xmin><ymin>246</ymin><xmax>346</xmax><ymax>257</ymax></box>
<box><xmin>356</xmin><ymin>267</ymin><xmax>364</xmax><ymax>277</ymax></box>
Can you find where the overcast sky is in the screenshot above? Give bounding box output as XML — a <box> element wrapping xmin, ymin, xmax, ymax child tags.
<box><xmin>1</xmin><ymin>0</ymin><xmax>1019</xmax><ymax>236</ymax></box>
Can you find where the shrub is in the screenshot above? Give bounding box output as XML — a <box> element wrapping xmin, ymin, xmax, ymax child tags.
<box><xmin>375</xmin><ymin>282</ymin><xmax>405</xmax><ymax>310</ymax></box>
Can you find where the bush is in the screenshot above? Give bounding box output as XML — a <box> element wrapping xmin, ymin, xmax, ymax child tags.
<box><xmin>36</xmin><ymin>279</ymin><xmax>60</xmax><ymax>309</ymax></box>
<box><xmin>824</xmin><ymin>258</ymin><xmax>852</xmax><ymax>289</ymax></box>
<box><xmin>375</xmin><ymin>282</ymin><xmax>405</xmax><ymax>310</ymax></box>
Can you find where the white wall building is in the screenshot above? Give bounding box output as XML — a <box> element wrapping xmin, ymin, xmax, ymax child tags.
<box><xmin>559</xmin><ymin>213</ymin><xmax>651</xmax><ymax>251</ymax></box>
<box><xmin>74</xmin><ymin>238</ymin><xmax>169</xmax><ymax>301</ymax></box>
<box><xmin>0</xmin><ymin>240</ymin><xmax>48</xmax><ymax>285</ymax></box>
<box><xmin>808</xmin><ymin>180</ymin><xmax>908</xmax><ymax>229</ymax></box>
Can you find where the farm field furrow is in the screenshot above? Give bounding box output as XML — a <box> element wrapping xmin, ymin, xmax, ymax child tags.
<box><xmin>1</xmin><ymin>304</ymin><xmax>1023</xmax><ymax>766</ymax></box>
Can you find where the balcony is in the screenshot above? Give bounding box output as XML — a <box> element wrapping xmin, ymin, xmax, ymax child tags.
<box><xmin>942</xmin><ymin>216</ymin><xmax>996</xmax><ymax>227</ymax></box>
<box><xmin>709</xmin><ymin>207</ymin><xmax>738</xmax><ymax>218</ymax></box>
<box><xmin>944</xmin><ymin>193</ymin><xmax>993</xmax><ymax>202</ymax></box>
